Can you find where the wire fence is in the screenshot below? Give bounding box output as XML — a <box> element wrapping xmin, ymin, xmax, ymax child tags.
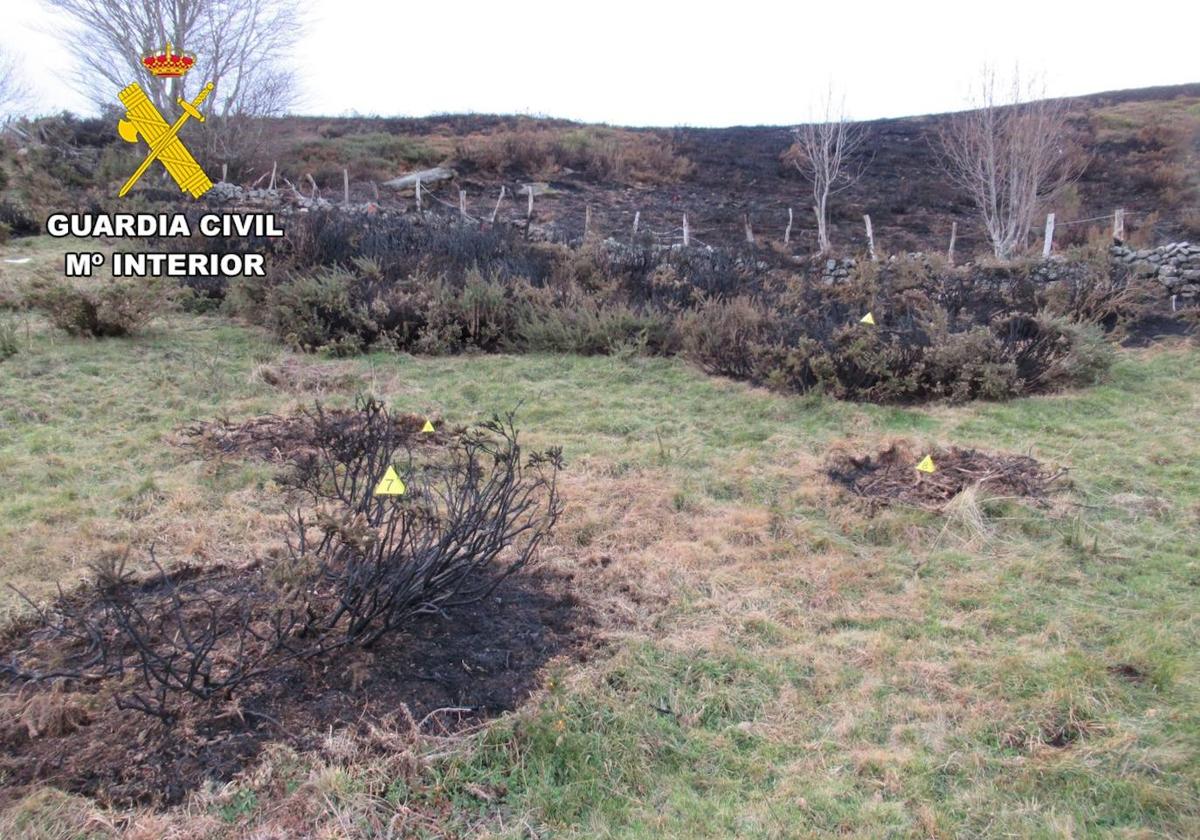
<box><xmin>259</xmin><ymin>163</ymin><xmax>1184</xmax><ymax>256</ymax></box>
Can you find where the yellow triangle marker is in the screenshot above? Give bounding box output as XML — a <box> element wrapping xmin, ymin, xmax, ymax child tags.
<box><xmin>915</xmin><ymin>454</ymin><xmax>936</xmax><ymax>474</ymax></box>
<box><xmin>860</xmin><ymin>312</ymin><xmax>876</xmax><ymax>325</ymax></box>
<box><xmin>374</xmin><ymin>465</ymin><xmax>406</xmax><ymax>496</ymax></box>
<box><xmin>421</xmin><ymin>419</ymin><xmax>435</xmax><ymax>433</ymax></box>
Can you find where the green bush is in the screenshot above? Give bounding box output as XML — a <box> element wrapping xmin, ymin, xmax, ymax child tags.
<box><xmin>33</xmin><ymin>279</ymin><xmax>173</xmax><ymax>338</ymax></box>
<box><xmin>0</xmin><ymin>317</ymin><xmax>18</xmax><ymax>359</ymax></box>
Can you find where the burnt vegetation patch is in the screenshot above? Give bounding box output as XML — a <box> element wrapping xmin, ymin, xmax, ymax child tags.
<box><xmin>178</xmin><ymin>404</ymin><xmax>458</xmax><ymax>469</ymax></box>
<box><xmin>0</xmin><ymin>399</ymin><xmax>588</xmax><ymax>807</ymax></box>
<box><xmin>827</xmin><ymin>443</ymin><xmax>1066</xmax><ymax>511</ymax></box>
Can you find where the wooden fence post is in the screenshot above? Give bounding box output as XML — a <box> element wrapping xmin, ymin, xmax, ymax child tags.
<box><xmin>527</xmin><ymin>185</ymin><xmax>534</xmax><ymax>219</ymax></box>
<box><xmin>269</xmin><ymin>161</ymin><xmax>277</xmax><ymax>191</ymax></box>
<box><xmin>342</xmin><ymin>168</ymin><xmax>349</xmax><ymax>206</ymax></box>
<box><xmin>633</xmin><ymin>210</ymin><xmax>640</xmax><ymax>236</ymax></box>
<box><xmin>863</xmin><ymin>214</ymin><xmax>876</xmax><ymax>262</ymax></box>
<box><xmin>784</xmin><ymin>207</ymin><xmax>793</xmax><ymax>246</ymax></box>
<box><xmin>220</xmin><ymin>163</ymin><xmax>227</xmax><ymax>183</ymax></box>
<box><xmin>490</xmin><ymin>186</ymin><xmax>505</xmax><ymax>224</ymax></box>
<box><xmin>682</xmin><ymin>213</ymin><xmax>690</xmax><ymax>247</ymax></box>
<box><xmin>459</xmin><ymin>189</ymin><xmax>467</xmax><ymax>219</ymax></box>
<box><xmin>948</xmin><ymin>221</ymin><xmax>957</xmax><ymax>265</ymax></box>
<box><xmin>1042</xmin><ymin>212</ymin><xmax>1055</xmax><ymax>258</ymax></box>
<box><xmin>415</xmin><ymin>178</ymin><xmax>422</xmax><ymax>211</ymax></box>
<box><xmin>744</xmin><ymin>213</ymin><xmax>755</xmax><ymax>245</ymax></box>
<box><xmin>584</xmin><ymin>205</ymin><xmax>592</xmax><ymax>241</ymax></box>
<box><xmin>1113</xmin><ymin>208</ymin><xmax>1125</xmax><ymax>243</ymax></box>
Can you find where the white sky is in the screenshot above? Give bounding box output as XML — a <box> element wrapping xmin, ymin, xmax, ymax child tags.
<box><xmin>2</xmin><ymin>0</ymin><xmax>1197</xmax><ymax>125</ymax></box>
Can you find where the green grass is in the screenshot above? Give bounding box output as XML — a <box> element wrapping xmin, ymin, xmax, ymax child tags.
<box><xmin>0</xmin><ymin>273</ymin><xmax>1198</xmax><ymax>835</ymax></box>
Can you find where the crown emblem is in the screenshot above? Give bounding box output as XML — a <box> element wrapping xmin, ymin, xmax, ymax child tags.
<box><xmin>141</xmin><ymin>42</ymin><xmax>196</xmax><ymax>78</ymax></box>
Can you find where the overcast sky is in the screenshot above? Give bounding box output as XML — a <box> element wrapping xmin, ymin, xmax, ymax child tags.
<box><xmin>2</xmin><ymin>0</ymin><xmax>1197</xmax><ymax>125</ymax></box>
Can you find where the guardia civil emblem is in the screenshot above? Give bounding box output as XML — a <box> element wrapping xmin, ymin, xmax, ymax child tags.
<box><xmin>116</xmin><ymin>42</ymin><xmax>214</xmax><ymax>199</ymax></box>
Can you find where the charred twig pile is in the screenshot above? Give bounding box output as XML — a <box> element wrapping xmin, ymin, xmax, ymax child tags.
<box><xmin>827</xmin><ymin>443</ymin><xmax>1065</xmax><ymax>511</ymax></box>
<box><xmin>177</xmin><ymin>406</ymin><xmax>453</xmax><ymax>466</ymax></box>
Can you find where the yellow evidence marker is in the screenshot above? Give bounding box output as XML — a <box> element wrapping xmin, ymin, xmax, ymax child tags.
<box><xmin>421</xmin><ymin>419</ymin><xmax>436</xmax><ymax>433</ymax></box>
<box><xmin>915</xmin><ymin>454</ymin><xmax>936</xmax><ymax>473</ymax></box>
<box><xmin>374</xmin><ymin>465</ymin><xmax>406</xmax><ymax>496</ymax></box>
<box><xmin>860</xmin><ymin>312</ymin><xmax>876</xmax><ymax>325</ymax></box>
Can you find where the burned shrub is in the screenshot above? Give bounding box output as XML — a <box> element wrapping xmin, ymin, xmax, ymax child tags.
<box><xmin>287</xmin><ymin>399</ymin><xmax>564</xmax><ymax>647</ymax></box>
<box><xmin>676</xmin><ymin>263</ymin><xmax>1113</xmax><ymax>403</ymax></box>
<box><xmin>3</xmin><ymin>399</ymin><xmax>564</xmax><ymax>723</ymax></box>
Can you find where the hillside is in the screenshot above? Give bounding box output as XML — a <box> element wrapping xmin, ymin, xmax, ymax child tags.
<box><xmin>4</xmin><ymin>83</ymin><xmax>1199</xmax><ymax>260</ymax></box>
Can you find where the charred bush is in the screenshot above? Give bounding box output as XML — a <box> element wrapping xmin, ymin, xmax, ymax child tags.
<box><xmin>285</xmin><ymin>398</ymin><xmax>564</xmax><ymax>647</ymax></box>
<box><xmin>2</xmin><ymin>400</ymin><xmax>564</xmax><ymax>723</ymax></box>
<box><xmin>677</xmin><ymin>260</ymin><xmax>1113</xmax><ymax>403</ymax></box>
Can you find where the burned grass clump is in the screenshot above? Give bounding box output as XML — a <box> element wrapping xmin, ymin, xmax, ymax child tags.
<box><xmin>827</xmin><ymin>442</ymin><xmax>1065</xmax><ymax>511</ymax></box>
<box><xmin>0</xmin><ymin>399</ymin><xmax>581</xmax><ymax>806</ymax></box>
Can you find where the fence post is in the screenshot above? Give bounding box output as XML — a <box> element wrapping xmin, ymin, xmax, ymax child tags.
<box><xmin>342</xmin><ymin>168</ymin><xmax>349</xmax><ymax>206</ymax></box>
<box><xmin>784</xmin><ymin>207</ymin><xmax>793</xmax><ymax>246</ymax></box>
<box><xmin>1113</xmin><ymin>208</ymin><xmax>1125</xmax><ymax>244</ymax></box>
<box><xmin>415</xmin><ymin>178</ymin><xmax>422</xmax><ymax>211</ymax></box>
<box><xmin>633</xmin><ymin>210</ymin><xmax>640</xmax><ymax>236</ymax></box>
<box><xmin>269</xmin><ymin>161</ymin><xmax>277</xmax><ymax>191</ymax></box>
<box><xmin>584</xmin><ymin>205</ymin><xmax>592</xmax><ymax>241</ymax></box>
<box><xmin>863</xmin><ymin>214</ymin><xmax>876</xmax><ymax>262</ymax></box>
<box><xmin>682</xmin><ymin>213</ymin><xmax>690</xmax><ymax>247</ymax></box>
<box><xmin>459</xmin><ymin>189</ymin><xmax>467</xmax><ymax>219</ymax></box>
<box><xmin>744</xmin><ymin>213</ymin><xmax>755</xmax><ymax>245</ymax></box>
<box><xmin>948</xmin><ymin>221</ymin><xmax>957</xmax><ymax>265</ymax></box>
<box><xmin>1042</xmin><ymin>212</ymin><xmax>1055</xmax><ymax>259</ymax></box>
<box><xmin>527</xmin><ymin>185</ymin><xmax>534</xmax><ymax>219</ymax></box>
<box><xmin>220</xmin><ymin>163</ymin><xmax>227</xmax><ymax>183</ymax></box>
<box><xmin>371</xmin><ymin>181</ymin><xmax>379</xmax><ymax>201</ymax></box>
<box><xmin>490</xmin><ymin>186</ymin><xmax>505</xmax><ymax>224</ymax></box>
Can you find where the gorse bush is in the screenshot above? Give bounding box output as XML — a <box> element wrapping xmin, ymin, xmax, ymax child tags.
<box><xmin>33</xmin><ymin>278</ymin><xmax>174</xmax><ymax>338</ymax></box>
<box><xmin>240</xmin><ymin>212</ymin><xmax>1122</xmax><ymax>403</ymax></box>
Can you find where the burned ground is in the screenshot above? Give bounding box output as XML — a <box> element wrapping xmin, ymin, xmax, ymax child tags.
<box><xmin>0</xmin><ymin>562</ymin><xmax>595</xmax><ymax>809</ymax></box>
<box><xmin>827</xmin><ymin>442</ymin><xmax>1066</xmax><ymax>511</ymax></box>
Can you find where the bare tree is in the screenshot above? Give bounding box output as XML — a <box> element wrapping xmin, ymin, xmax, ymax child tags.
<box><xmin>0</xmin><ymin>46</ymin><xmax>30</xmax><ymax>116</ymax></box>
<box><xmin>787</xmin><ymin>86</ymin><xmax>869</xmax><ymax>255</ymax></box>
<box><xmin>43</xmin><ymin>0</ymin><xmax>302</xmax><ymax>168</ymax></box>
<box><xmin>937</xmin><ymin>67</ymin><xmax>1082</xmax><ymax>260</ymax></box>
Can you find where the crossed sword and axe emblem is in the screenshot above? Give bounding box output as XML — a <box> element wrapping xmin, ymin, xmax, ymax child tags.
<box><xmin>117</xmin><ymin>81</ymin><xmax>215</xmax><ymax>198</ymax></box>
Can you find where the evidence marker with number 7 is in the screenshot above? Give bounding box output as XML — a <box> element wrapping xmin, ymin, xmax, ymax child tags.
<box><xmin>374</xmin><ymin>465</ymin><xmax>406</xmax><ymax>496</ymax></box>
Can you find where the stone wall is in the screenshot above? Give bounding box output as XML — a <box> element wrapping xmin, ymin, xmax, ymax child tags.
<box><xmin>1110</xmin><ymin>242</ymin><xmax>1200</xmax><ymax>304</ymax></box>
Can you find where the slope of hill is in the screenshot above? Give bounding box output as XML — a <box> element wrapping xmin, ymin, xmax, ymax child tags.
<box><xmin>1</xmin><ymin>83</ymin><xmax>1198</xmax><ymax>260</ymax></box>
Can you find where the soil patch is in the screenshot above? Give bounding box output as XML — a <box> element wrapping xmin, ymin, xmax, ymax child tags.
<box><xmin>827</xmin><ymin>443</ymin><xmax>1065</xmax><ymax>511</ymax></box>
<box><xmin>0</xmin><ymin>564</ymin><xmax>595</xmax><ymax>809</ymax></box>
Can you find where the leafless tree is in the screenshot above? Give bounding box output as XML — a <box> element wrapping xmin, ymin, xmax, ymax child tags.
<box><xmin>43</xmin><ymin>0</ymin><xmax>303</xmax><ymax>169</ymax></box>
<box><xmin>787</xmin><ymin>85</ymin><xmax>869</xmax><ymax>255</ymax></box>
<box><xmin>0</xmin><ymin>46</ymin><xmax>30</xmax><ymax>116</ymax></box>
<box><xmin>936</xmin><ymin>67</ymin><xmax>1083</xmax><ymax>260</ymax></box>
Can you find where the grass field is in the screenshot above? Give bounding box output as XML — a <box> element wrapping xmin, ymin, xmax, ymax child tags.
<box><xmin>1</xmin><ymin>238</ymin><xmax>1198</xmax><ymax>837</ymax></box>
